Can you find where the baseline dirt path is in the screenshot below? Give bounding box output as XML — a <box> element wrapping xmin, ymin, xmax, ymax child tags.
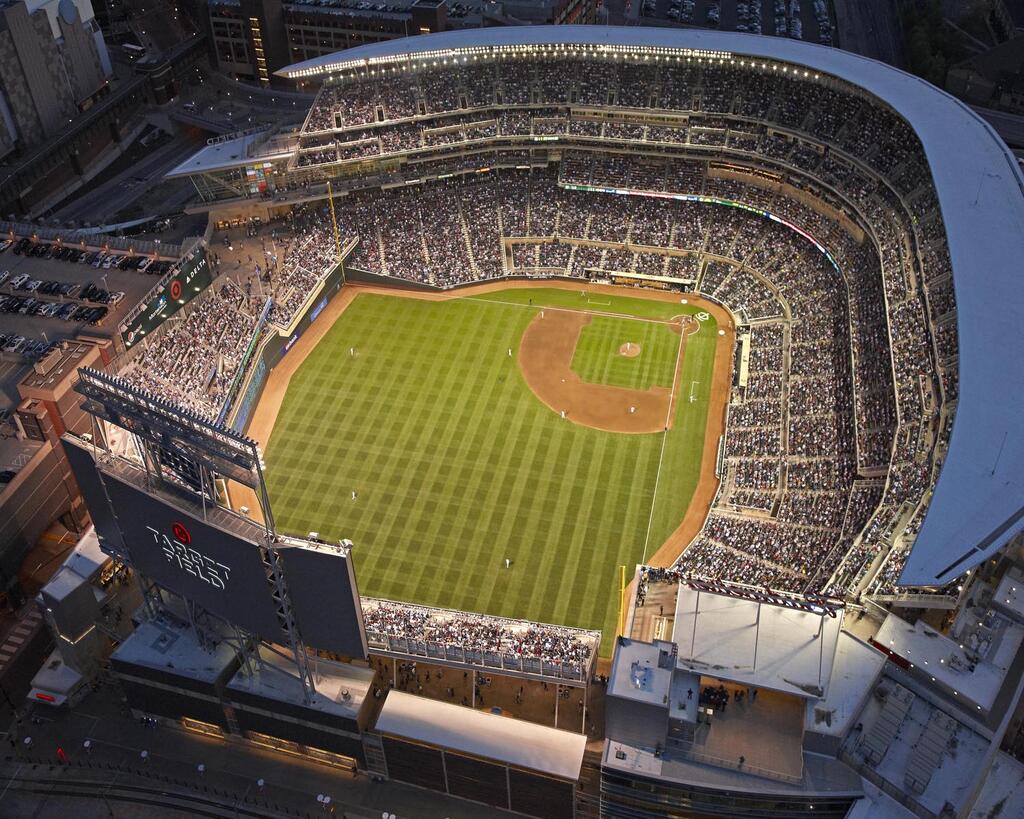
<box><xmin>229</xmin><ymin>279</ymin><xmax>734</xmax><ymax>567</ymax></box>
<box><xmin>518</xmin><ymin>310</ymin><xmax>678</xmax><ymax>434</ymax></box>
<box><xmin>645</xmin><ymin>301</ymin><xmax>734</xmax><ymax>569</ymax></box>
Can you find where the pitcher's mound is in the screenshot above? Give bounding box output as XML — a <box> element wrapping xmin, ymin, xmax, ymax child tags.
<box><xmin>619</xmin><ymin>342</ymin><xmax>641</xmax><ymax>358</ymax></box>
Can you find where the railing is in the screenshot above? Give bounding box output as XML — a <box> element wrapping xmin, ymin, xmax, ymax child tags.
<box><xmin>362</xmin><ymin>597</ymin><xmax>600</xmax><ymax>684</ymax></box>
<box><xmin>366</xmin><ymin>632</ymin><xmax>592</xmax><ymax>682</ymax></box>
<box><xmin>667</xmin><ymin>740</ymin><xmax>804</xmax><ymax>785</ymax></box>
<box><xmin>0</xmin><ymin>220</ymin><xmax>181</xmax><ymax>258</ymax></box>
<box><xmin>839</xmin><ymin>751</ymin><xmax>936</xmax><ymax>819</ymax></box>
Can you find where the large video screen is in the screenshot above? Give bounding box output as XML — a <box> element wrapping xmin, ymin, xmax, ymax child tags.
<box><xmin>101</xmin><ymin>473</ymin><xmax>286</xmax><ymax>643</ymax></box>
<box><xmin>63</xmin><ymin>436</ymin><xmax>129</xmax><ymax>561</ymax></box>
<box><xmin>277</xmin><ymin>543</ymin><xmax>367</xmax><ymax>658</ymax></box>
<box><xmin>121</xmin><ymin>248</ymin><xmax>212</xmax><ymax>349</ymax></box>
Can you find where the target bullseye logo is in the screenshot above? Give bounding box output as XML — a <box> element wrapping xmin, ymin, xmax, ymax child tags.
<box><xmin>169</xmin><ymin>279</ymin><xmax>183</xmax><ymax>300</ymax></box>
<box><xmin>172</xmin><ymin>522</ymin><xmax>191</xmax><ymax>544</ymax></box>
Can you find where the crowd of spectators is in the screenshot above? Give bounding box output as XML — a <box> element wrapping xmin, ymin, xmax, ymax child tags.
<box><xmin>362</xmin><ymin>599</ymin><xmax>597</xmax><ymax>670</ymax></box>
<box><xmin>133</xmin><ymin>49</ymin><xmax>964</xmax><ymax>603</ymax></box>
<box><xmin>331</xmin><ymin>156</ymin><xmax>953</xmax><ymax>599</ymax></box>
<box><xmin>120</xmin><ymin>205</ymin><xmax>342</xmax><ymax>417</ymax></box>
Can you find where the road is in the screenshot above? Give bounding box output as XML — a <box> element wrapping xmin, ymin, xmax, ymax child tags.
<box><xmin>51</xmin><ymin>136</ymin><xmax>203</xmax><ymax>224</ymax></box>
<box><xmin>0</xmin><ymin>682</ymin><xmax>507</xmax><ymax>819</ymax></box>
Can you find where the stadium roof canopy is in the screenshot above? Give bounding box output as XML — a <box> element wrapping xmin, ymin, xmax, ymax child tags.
<box><xmin>672</xmin><ymin>583</ymin><xmax>844</xmax><ymax>698</ymax></box>
<box><xmin>376</xmin><ymin>690</ymin><xmax>587</xmax><ymax>780</ymax></box>
<box><xmin>279</xmin><ymin>27</ymin><xmax>1024</xmax><ymax>588</ymax></box>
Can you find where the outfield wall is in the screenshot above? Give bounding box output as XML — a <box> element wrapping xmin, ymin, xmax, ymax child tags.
<box><xmin>234</xmin><ymin>263</ymin><xmax>740</xmax><ymax>437</ymax></box>
<box><xmin>342</xmin><ymin>267</ymin><xmax>696</xmax><ymax>294</ymax></box>
<box><xmin>229</xmin><ymin>258</ymin><xmax>348</xmax><ymax>433</ymax></box>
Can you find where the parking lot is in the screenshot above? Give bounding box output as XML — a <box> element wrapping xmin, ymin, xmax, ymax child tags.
<box><xmin>639</xmin><ymin>0</ymin><xmax>834</xmax><ymax>44</ymax></box>
<box><xmin>0</xmin><ymin>239</ymin><xmax>167</xmax><ymax>355</ymax></box>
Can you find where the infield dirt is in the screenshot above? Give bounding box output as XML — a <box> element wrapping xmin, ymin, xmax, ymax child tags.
<box><xmin>517</xmin><ymin>310</ymin><xmax>679</xmax><ymax>434</ymax></box>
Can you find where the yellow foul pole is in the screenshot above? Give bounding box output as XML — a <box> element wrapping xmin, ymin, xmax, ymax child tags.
<box><xmin>618</xmin><ymin>564</ymin><xmax>627</xmax><ymax>638</ymax></box>
<box><xmin>326</xmin><ymin>179</ymin><xmax>346</xmax><ymax>285</ymax></box>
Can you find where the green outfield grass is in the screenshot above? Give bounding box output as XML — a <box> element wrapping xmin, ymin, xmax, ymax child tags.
<box><xmin>263</xmin><ymin>288</ymin><xmax>718</xmax><ymax>654</ymax></box>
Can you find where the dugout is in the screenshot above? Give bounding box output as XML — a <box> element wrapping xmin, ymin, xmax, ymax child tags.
<box><xmin>374</xmin><ymin>690</ymin><xmax>586</xmax><ymax>819</ymax></box>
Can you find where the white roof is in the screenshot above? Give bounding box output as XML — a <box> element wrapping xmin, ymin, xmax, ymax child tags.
<box><xmin>874</xmin><ymin>613</ymin><xmax>1024</xmax><ymax>711</ymax></box>
<box><xmin>993</xmin><ymin>570</ymin><xmax>1024</xmax><ymax>621</ymax></box>
<box><xmin>227</xmin><ymin>645</ymin><xmax>373</xmax><ymax>719</ymax></box>
<box><xmin>279</xmin><ymin>27</ymin><xmax>1024</xmax><ymax>588</ymax></box>
<box><xmin>673</xmin><ymin>584</ymin><xmax>843</xmax><ymax>699</ymax></box>
<box><xmin>63</xmin><ymin>527</ymin><xmax>107</xmax><ymax>582</ymax></box>
<box><xmin>805</xmin><ymin>632</ymin><xmax>887</xmax><ymax>737</ymax></box>
<box><xmin>113</xmin><ymin>614</ymin><xmax>238</xmax><ymax>683</ymax></box>
<box><xmin>607</xmin><ymin>638</ymin><xmax>674</xmax><ymax>707</ymax></box>
<box><xmin>847</xmin><ymin>779</ymin><xmax>919</xmax><ymax>819</ymax></box>
<box><xmin>375</xmin><ymin>690</ymin><xmax>586</xmax><ymax>780</ymax></box>
<box><xmin>166</xmin><ymin>132</ymin><xmax>291</xmax><ymax>177</ymax></box>
<box><xmin>967</xmin><ymin>752</ymin><xmax>1024</xmax><ymax>819</ymax></box>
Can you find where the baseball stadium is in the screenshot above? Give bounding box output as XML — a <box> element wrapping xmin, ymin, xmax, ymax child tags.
<box><xmin>38</xmin><ymin>22</ymin><xmax>1024</xmax><ymax>818</ymax></box>
<box><xmin>159</xmin><ymin>25</ymin><xmax>995</xmax><ymax>646</ymax></box>
<box><xmin>158</xmin><ymin>24</ymin><xmax>1011</xmax><ymax>632</ymax></box>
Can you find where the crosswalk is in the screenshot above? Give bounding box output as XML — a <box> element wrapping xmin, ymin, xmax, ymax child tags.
<box><xmin>0</xmin><ymin>607</ymin><xmax>43</xmax><ymax>676</ymax></box>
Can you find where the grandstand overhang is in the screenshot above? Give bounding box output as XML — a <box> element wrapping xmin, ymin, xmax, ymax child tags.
<box><xmin>279</xmin><ymin>27</ymin><xmax>1024</xmax><ymax>588</ymax></box>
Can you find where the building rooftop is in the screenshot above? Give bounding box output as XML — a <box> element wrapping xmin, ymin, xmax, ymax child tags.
<box><xmin>18</xmin><ymin>339</ymin><xmax>97</xmax><ymax>397</ymax></box>
<box><xmin>278</xmin><ymin>26</ymin><xmax>1024</xmax><ymax>590</ymax></box>
<box><xmin>993</xmin><ymin>569</ymin><xmax>1024</xmax><ymax>621</ymax></box>
<box><xmin>874</xmin><ymin>612</ymin><xmax>1024</xmax><ymax>713</ymax></box>
<box><xmin>805</xmin><ymin>632</ymin><xmax>886</xmax><ymax>737</ymax></box>
<box><xmin>603</xmin><ymin>739</ymin><xmax>863</xmax><ymax>796</ymax></box>
<box><xmin>226</xmin><ymin>645</ymin><xmax>373</xmax><ymax>721</ymax></box>
<box><xmin>166</xmin><ymin>131</ymin><xmax>294</xmax><ymax>178</ymax></box>
<box><xmin>376</xmin><ymin>690</ymin><xmax>587</xmax><ymax>781</ymax></box>
<box><xmin>672</xmin><ymin>583</ymin><xmax>843</xmax><ymax>699</ymax></box>
<box><xmin>61</xmin><ymin>526</ymin><xmax>106</xmax><ymax>582</ymax></box>
<box><xmin>111</xmin><ymin>612</ymin><xmax>239</xmax><ymax>684</ymax></box>
<box><xmin>608</xmin><ymin>637</ymin><xmax>675</xmax><ymax>708</ymax></box>
<box><xmin>967</xmin><ymin>751</ymin><xmax>1024</xmax><ymax>819</ymax></box>
<box><xmin>859</xmin><ymin>688</ymin><xmax>990</xmax><ymax>815</ymax></box>
<box><xmin>847</xmin><ymin>779</ymin><xmax>918</xmax><ymax>819</ymax></box>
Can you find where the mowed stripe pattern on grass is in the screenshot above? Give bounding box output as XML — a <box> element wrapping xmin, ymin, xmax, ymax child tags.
<box><xmin>571</xmin><ymin>315</ymin><xmax>679</xmax><ymax>391</ymax></box>
<box><xmin>263</xmin><ymin>293</ymin><xmax>673</xmax><ymax>651</ymax></box>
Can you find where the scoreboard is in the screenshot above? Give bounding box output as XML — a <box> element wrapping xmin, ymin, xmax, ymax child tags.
<box><xmin>120</xmin><ymin>248</ymin><xmax>212</xmax><ymax>349</ymax></box>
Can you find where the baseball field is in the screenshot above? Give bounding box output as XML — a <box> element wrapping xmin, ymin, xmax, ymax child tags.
<box><xmin>260</xmin><ymin>284</ymin><xmax>729</xmax><ymax>653</ymax></box>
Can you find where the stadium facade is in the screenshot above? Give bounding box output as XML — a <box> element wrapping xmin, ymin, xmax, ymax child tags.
<box><xmin>49</xmin><ymin>25</ymin><xmax>1024</xmax><ymax>819</ymax></box>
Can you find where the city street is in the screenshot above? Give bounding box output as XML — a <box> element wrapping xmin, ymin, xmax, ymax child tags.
<box><xmin>0</xmin><ymin>683</ymin><xmax>507</xmax><ymax>818</ymax></box>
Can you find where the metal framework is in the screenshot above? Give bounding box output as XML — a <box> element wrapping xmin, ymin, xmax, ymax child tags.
<box><xmin>74</xmin><ymin>368</ymin><xmax>320</xmax><ymax>703</ymax></box>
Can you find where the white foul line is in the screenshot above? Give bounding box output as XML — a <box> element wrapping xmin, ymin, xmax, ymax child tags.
<box><xmin>641</xmin><ymin>315</ymin><xmax>690</xmax><ymax>563</ymax></box>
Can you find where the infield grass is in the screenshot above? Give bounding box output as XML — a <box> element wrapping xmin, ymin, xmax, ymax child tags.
<box><xmin>263</xmin><ymin>288</ymin><xmax>718</xmax><ymax>654</ymax></box>
<box><xmin>572</xmin><ymin>316</ymin><xmax>678</xmax><ymax>391</ymax></box>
